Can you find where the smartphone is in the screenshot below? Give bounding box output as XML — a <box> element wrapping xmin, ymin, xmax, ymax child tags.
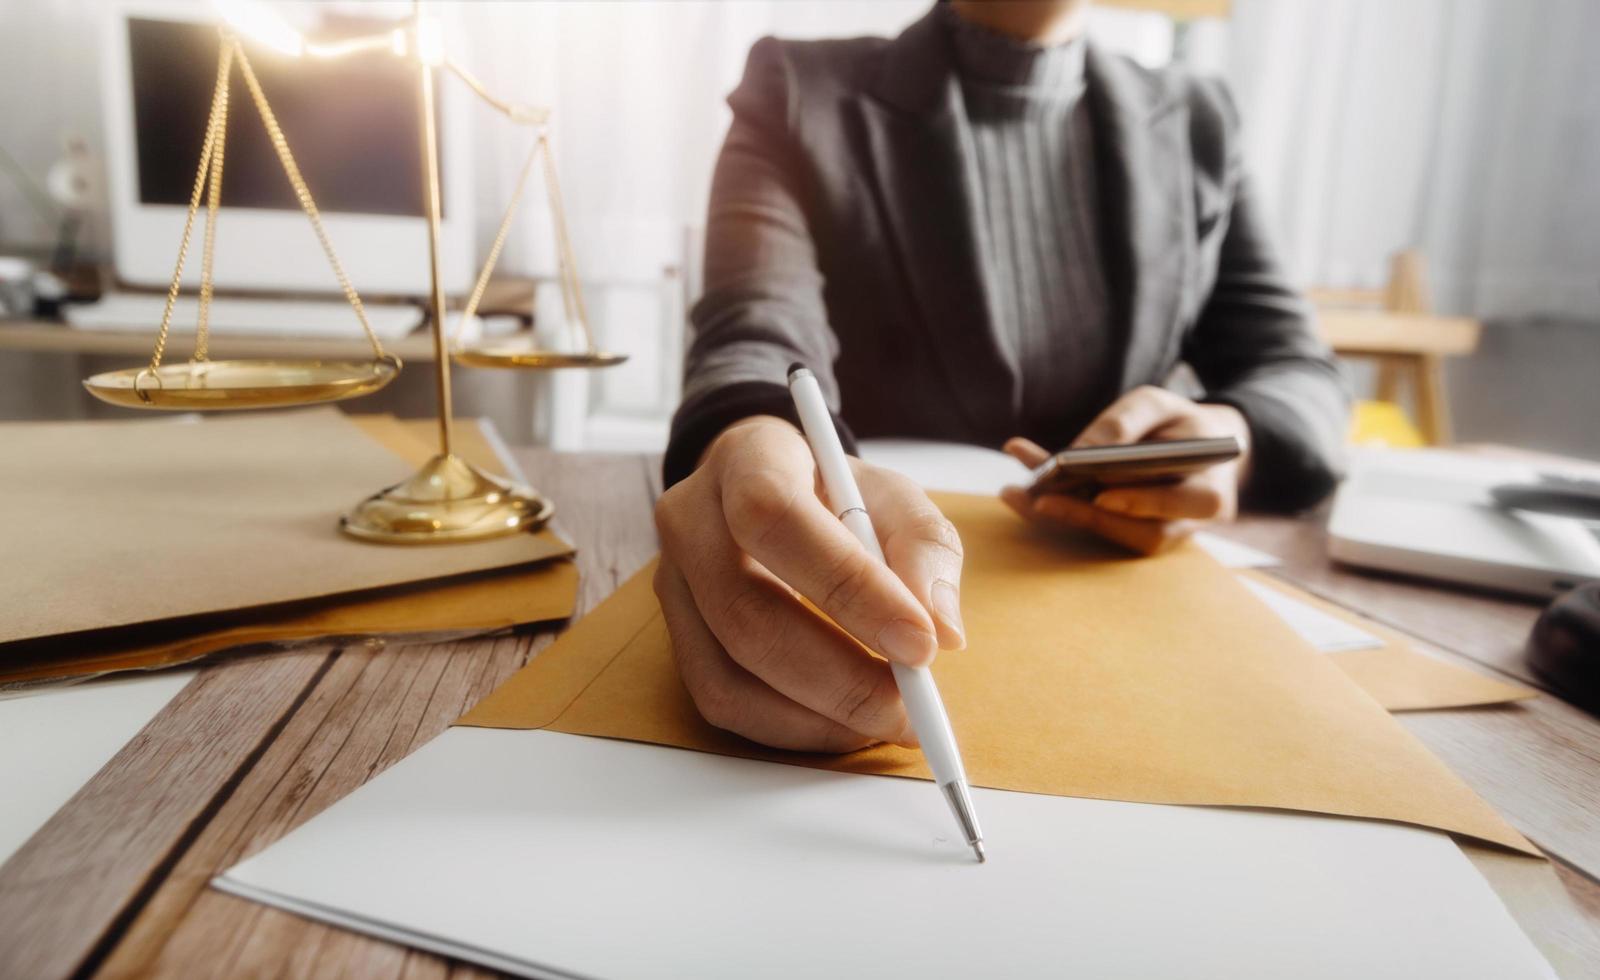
<box><xmin>1027</xmin><ymin>436</ymin><xmax>1242</xmax><ymax>499</ymax></box>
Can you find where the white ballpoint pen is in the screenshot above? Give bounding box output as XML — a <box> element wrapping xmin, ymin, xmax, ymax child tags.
<box><xmin>787</xmin><ymin>363</ymin><xmax>986</xmax><ymax>863</ymax></box>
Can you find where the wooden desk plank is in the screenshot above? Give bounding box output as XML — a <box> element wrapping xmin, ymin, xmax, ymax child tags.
<box><xmin>1466</xmin><ymin>845</ymin><xmax>1600</xmax><ymax>979</ymax></box>
<box><xmin>95</xmin><ymin>452</ymin><xmax>659</xmax><ymax>978</ymax></box>
<box><xmin>0</xmin><ymin>320</ymin><xmax>441</xmax><ymax>363</ymax></box>
<box><xmin>1391</xmin><ymin>693</ymin><xmax>1600</xmax><ymax>875</ymax></box>
<box><xmin>0</xmin><ymin>648</ymin><xmax>336</xmax><ymax>979</ymax></box>
<box><xmin>104</xmin><ymin>645</ymin><xmax>408</xmax><ymax>977</ymax></box>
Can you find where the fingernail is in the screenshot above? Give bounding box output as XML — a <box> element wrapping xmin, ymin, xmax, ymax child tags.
<box><xmin>877</xmin><ymin>618</ymin><xmax>936</xmax><ymax>667</ymax></box>
<box><xmin>931</xmin><ymin>580</ymin><xmax>966</xmax><ymax>649</ymax></box>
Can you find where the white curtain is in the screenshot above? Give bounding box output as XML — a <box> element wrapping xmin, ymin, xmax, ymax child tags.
<box><xmin>445</xmin><ymin>0</ymin><xmax>1600</xmax><ymax>329</ymax></box>
<box><xmin>1216</xmin><ymin>0</ymin><xmax>1600</xmax><ymax>320</ymax></box>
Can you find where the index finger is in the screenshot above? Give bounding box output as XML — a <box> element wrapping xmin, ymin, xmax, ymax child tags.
<box><xmin>857</xmin><ymin>464</ymin><xmax>967</xmax><ymax>651</ymax></box>
<box><xmin>717</xmin><ymin>443</ymin><xmax>939</xmax><ymax>668</ymax></box>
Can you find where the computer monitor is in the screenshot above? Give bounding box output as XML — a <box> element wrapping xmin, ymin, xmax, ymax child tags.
<box><xmin>101</xmin><ymin>3</ymin><xmax>474</xmax><ymax>298</ymax></box>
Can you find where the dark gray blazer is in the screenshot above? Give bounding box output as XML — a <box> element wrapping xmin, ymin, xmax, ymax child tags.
<box><xmin>666</xmin><ymin>8</ymin><xmax>1349</xmax><ymax>511</ymax></box>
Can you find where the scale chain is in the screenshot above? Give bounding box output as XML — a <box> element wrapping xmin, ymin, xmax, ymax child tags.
<box><xmin>438</xmin><ymin>45</ymin><xmax>606</xmax><ymax>361</ymax></box>
<box><xmin>453</xmin><ymin>137</ymin><xmax>539</xmax><ymax>342</ymax></box>
<box><xmin>233</xmin><ymin>41</ymin><xmax>387</xmax><ymax>361</ymax></box>
<box><xmin>148</xmin><ymin>39</ymin><xmax>234</xmax><ymax>375</ymax></box>
<box><xmin>537</xmin><ymin>130</ymin><xmax>597</xmax><ymax>352</ymax></box>
<box><xmin>148</xmin><ymin>32</ymin><xmax>389</xmax><ymax>376</ymax></box>
<box><xmin>194</xmin><ymin>39</ymin><xmax>232</xmax><ymax>363</ymax></box>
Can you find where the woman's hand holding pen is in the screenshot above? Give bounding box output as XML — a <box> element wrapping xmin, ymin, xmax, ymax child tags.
<box><xmin>654</xmin><ymin>415</ymin><xmax>967</xmax><ymax>753</ymax></box>
<box><xmin>1000</xmin><ymin>385</ymin><xmax>1253</xmax><ymax>555</ymax></box>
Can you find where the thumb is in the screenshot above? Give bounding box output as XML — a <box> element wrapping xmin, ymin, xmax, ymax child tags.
<box><xmin>1004</xmin><ymin>436</ymin><xmax>1052</xmax><ymax>468</ymax></box>
<box><xmin>1073</xmin><ymin>386</ymin><xmax>1185</xmax><ymax>448</ymax></box>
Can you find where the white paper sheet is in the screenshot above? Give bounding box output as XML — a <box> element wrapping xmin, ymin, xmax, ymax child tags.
<box><xmin>0</xmin><ymin>671</ymin><xmax>193</xmax><ymax>865</ymax></box>
<box><xmin>859</xmin><ymin>438</ymin><xmax>1034</xmax><ymax>496</ymax></box>
<box><xmin>1237</xmin><ymin>577</ymin><xmax>1384</xmax><ymax>653</ymax></box>
<box><xmin>217</xmin><ymin>728</ymin><xmax>1552</xmax><ymax>980</ymax></box>
<box><xmin>1193</xmin><ymin>532</ymin><xmax>1281</xmax><ymax>568</ymax></box>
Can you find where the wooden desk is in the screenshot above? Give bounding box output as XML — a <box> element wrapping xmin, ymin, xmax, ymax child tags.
<box><xmin>2</xmin><ymin>450</ymin><xmax>1597</xmax><ymax>978</ymax></box>
<box><xmin>0</xmin><ymin>277</ymin><xmax>540</xmax><ymax>362</ymax></box>
<box><xmin>0</xmin><ymin>319</ymin><xmax>443</xmax><ymax>363</ymax></box>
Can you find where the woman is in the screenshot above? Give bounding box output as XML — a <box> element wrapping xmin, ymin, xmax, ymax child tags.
<box><xmin>654</xmin><ymin>1</ymin><xmax>1349</xmax><ymax>752</ymax></box>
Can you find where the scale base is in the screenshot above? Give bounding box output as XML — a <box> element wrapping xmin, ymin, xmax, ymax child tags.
<box><xmin>340</xmin><ymin>453</ymin><xmax>553</xmax><ymax>544</ymax></box>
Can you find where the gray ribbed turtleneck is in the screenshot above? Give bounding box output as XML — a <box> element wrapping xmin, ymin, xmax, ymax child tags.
<box><xmin>944</xmin><ymin>7</ymin><xmax>1115</xmax><ymax>444</ymax></box>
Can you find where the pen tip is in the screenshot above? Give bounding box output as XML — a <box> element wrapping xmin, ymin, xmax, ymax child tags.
<box><xmin>787</xmin><ymin>362</ymin><xmax>810</xmax><ymax>382</ymax></box>
<box><xmin>973</xmin><ymin>841</ymin><xmax>986</xmax><ymax>864</ymax></box>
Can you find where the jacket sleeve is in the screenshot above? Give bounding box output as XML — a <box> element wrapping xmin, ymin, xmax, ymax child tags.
<box><xmin>662</xmin><ymin>37</ymin><xmax>855</xmax><ymax>488</ymax></box>
<box><xmin>1183</xmin><ymin>81</ymin><xmax>1351</xmax><ymax>513</ymax></box>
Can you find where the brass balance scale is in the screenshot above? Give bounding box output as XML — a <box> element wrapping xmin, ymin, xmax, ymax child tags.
<box><xmin>83</xmin><ymin>3</ymin><xmax>626</xmax><ymax>543</ymax></box>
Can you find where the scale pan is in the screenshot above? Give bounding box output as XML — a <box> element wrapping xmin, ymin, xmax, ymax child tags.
<box><xmin>82</xmin><ymin>358</ymin><xmax>400</xmax><ymax>410</ymax></box>
<box><xmin>452</xmin><ymin>344</ymin><xmax>628</xmax><ymax>370</ymax></box>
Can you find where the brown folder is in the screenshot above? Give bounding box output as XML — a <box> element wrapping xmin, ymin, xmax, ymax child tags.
<box><xmin>459</xmin><ymin>492</ymin><xmax>1535</xmax><ymax>855</ymax></box>
<box><xmin>0</xmin><ymin>562</ymin><xmax>577</xmax><ymax>687</ymax></box>
<box><xmin>0</xmin><ymin>414</ymin><xmax>576</xmax><ymax>687</ymax></box>
<box><xmin>2</xmin><ymin>408</ymin><xmax>570</xmax><ymax>646</ymax></box>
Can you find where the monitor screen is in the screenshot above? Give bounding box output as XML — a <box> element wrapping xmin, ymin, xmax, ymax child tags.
<box><xmin>127</xmin><ymin>16</ymin><xmax>442</xmax><ymax>219</ymax></box>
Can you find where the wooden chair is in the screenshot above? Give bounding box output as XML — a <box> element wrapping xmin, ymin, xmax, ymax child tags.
<box><xmin>1308</xmin><ymin>250</ymin><xmax>1481</xmax><ymax>446</ymax></box>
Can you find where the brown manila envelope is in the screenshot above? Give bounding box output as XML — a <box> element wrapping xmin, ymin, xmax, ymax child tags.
<box><xmin>1237</xmin><ymin>570</ymin><xmax>1537</xmax><ymax>712</ymax></box>
<box><xmin>1</xmin><ymin>407</ymin><xmax>570</xmax><ymax>646</ymax></box>
<box><xmin>0</xmin><ymin>564</ymin><xmax>578</xmax><ymax>687</ymax></box>
<box><xmin>459</xmin><ymin>492</ymin><xmax>1536</xmax><ymax>856</ymax></box>
<box><xmin>0</xmin><ymin>414</ymin><xmax>576</xmax><ymax>686</ymax></box>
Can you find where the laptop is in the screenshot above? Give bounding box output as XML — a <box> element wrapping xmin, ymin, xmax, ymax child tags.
<box><xmin>1328</xmin><ymin>449</ymin><xmax>1600</xmax><ymax>600</ymax></box>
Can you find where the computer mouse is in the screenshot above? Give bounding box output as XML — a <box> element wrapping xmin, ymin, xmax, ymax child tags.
<box><xmin>1527</xmin><ymin>582</ymin><xmax>1600</xmax><ymax>715</ymax></box>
